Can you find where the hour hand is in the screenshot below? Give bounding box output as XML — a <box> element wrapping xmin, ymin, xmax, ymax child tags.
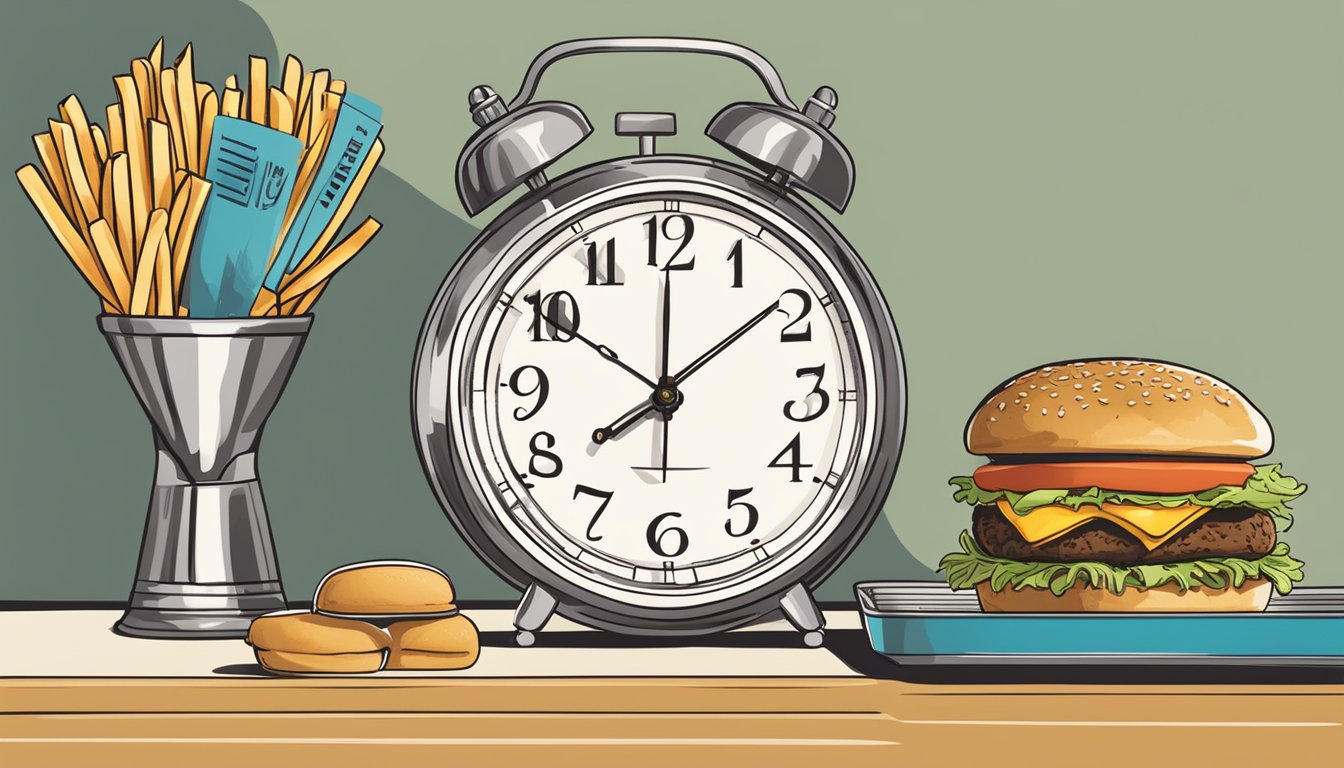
<box><xmin>592</xmin><ymin>402</ymin><xmax>656</xmax><ymax>444</ymax></box>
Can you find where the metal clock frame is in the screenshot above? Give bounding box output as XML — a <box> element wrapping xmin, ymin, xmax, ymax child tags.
<box><xmin>413</xmin><ymin>156</ymin><xmax>906</xmax><ymax>645</ymax></box>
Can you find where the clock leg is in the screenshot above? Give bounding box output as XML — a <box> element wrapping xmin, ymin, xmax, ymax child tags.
<box><xmin>779</xmin><ymin>582</ymin><xmax>826</xmax><ymax>648</ymax></box>
<box><xmin>513</xmin><ymin>583</ymin><xmax>559</xmax><ymax>647</ymax></box>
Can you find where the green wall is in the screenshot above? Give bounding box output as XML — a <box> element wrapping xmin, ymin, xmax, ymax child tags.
<box><xmin>2</xmin><ymin>0</ymin><xmax>1339</xmax><ymax>603</ymax></box>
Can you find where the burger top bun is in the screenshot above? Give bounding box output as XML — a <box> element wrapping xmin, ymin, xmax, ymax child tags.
<box><xmin>315</xmin><ymin>560</ymin><xmax>456</xmax><ymax>616</ymax></box>
<box><xmin>965</xmin><ymin>359</ymin><xmax>1273</xmax><ymax>458</ymax></box>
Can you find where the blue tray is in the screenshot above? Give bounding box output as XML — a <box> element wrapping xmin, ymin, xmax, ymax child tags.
<box><xmin>855</xmin><ymin>581</ymin><xmax>1344</xmax><ymax>666</ymax></box>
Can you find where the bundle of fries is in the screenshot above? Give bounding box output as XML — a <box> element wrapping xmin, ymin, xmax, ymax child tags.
<box><xmin>15</xmin><ymin>39</ymin><xmax>383</xmax><ymax>317</ymax></box>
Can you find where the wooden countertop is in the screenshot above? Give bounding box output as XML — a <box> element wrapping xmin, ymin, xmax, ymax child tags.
<box><xmin>3</xmin><ymin>609</ymin><xmax>1342</xmax><ymax>767</ymax></box>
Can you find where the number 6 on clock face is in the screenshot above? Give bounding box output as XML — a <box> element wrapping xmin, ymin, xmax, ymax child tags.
<box><xmin>416</xmin><ymin>161</ymin><xmax>904</xmax><ymax>633</ymax></box>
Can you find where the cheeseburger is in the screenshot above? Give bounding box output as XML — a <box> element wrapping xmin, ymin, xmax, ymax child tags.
<box><xmin>939</xmin><ymin>359</ymin><xmax>1306</xmax><ymax>612</ymax></box>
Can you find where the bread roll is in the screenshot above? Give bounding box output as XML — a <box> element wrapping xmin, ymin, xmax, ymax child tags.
<box><xmin>386</xmin><ymin>614</ymin><xmax>480</xmax><ymax>671</ymax></box>
<box><xmin>315</xmin><ymin>560</ymin><xmax>456</xmax><ymax>616</ymax></box>
<box><xmin>246</xmin><ymin>610</ymin><xmax>389</xmax><ymax>674</ymax></box>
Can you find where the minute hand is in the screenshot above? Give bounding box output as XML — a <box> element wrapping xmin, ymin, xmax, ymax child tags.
<box><xmin>672</xmin><ymin>300</ymin><xmax>780</xmax><ymax>384</ymax></box>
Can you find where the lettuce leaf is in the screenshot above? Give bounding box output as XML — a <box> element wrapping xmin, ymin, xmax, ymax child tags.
<box><xmin>939</xmin><ymin>530</ymin><xmax>1305</xmax><ymax>596</ymax></box>
<box><xmin>949</xmin><ymin>464</ymin><xmax>1305</xmax><ymax>531</ymax></box>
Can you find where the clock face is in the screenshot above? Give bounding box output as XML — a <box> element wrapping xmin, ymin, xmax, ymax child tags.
<box><xmin>462</xmin><ymin>195</ymin><xmax>868</xmax><ymax>598</ymax></box>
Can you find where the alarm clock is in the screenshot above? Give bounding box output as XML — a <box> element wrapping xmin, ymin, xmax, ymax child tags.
<box><xmin>413</xmin><ymin>38</ymin><xmax>905</xmax><ymax>646</ymax></box>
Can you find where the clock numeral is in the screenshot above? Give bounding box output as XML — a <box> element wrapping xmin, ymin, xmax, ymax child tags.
<box><xmin>645</xmin><ymin>214</ymin><xmax>696</xmax><ymax>270</ymax></box>
<box><xmin>767</xmin><ymin>433</ymin><xmax>812</xmax><ymax>483</ymax></box>
<box><xmin>725</xmin><ymin>488</ymin><xmax>759</xmax><ymax>538</ymax></box>
<box><xmin>584</xmin><ymin>238</ymin><xmax>623</xmax><ymax>286</ymax></box>
<box><xmin>527</xmin><ymin>431</ymin><xmax>563</xmax><ymax>479</ymax></box>
<box><xmin>646</xmin><ymin>511</ymin><xmax>689</xmax><ymax>558</ymax></box>
<box><xmin>779</xmin><ymin>288</ymin><xmax>812</xmax><ymax>342</ymax></box>
<box><xmin>727</xmin><ymin>239</ymin><xmax>744</xmax><ymax>288</ymax></box>
<box><xmin>784</xmin><ymin>364</ymin><xmax>830</xmax><ymax>422</ymax></box>
<box><xmin>506</xmin><ymin>365</ymin><xmax>549</xmax><ymax>421</ymax></box>
<box><xmin>524</xmin><ymin>290</ymin><xmax>581</xmax><ymax>342</ymax></box>
<box><xmin>574</xmin><ymin>484</ymin><xmax>613</xmax><ymax>542</ymax></box>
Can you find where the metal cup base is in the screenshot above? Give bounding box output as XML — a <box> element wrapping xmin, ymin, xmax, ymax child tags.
<box><xmin>114</xmin><ymin>578</ymin><xmax>287</xmax><ymax>638</ymax></box>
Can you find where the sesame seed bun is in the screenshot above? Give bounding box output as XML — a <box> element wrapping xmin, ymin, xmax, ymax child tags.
<box><xmin>964</xmin><ymin>359</ymin><xmax>1273</xmax><ymax>458</ymax></box>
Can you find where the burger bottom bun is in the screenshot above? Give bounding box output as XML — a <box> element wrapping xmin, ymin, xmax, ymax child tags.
<box><xmin>976</xmin><ymin>579</ymin><xmax>1272</xmax><ymax>613</ymax></box>
<box><xmin>255</xmin><ymin>648</ymin><xmax>387</xmax><ymax>674</ymax></box>
<box><xmin>387</xmin><ymin>648</ymin><xmax>479</xmax><ymax>671</ymax></box>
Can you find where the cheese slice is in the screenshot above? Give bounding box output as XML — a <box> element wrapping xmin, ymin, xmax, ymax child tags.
<box><xmin>995</xmin><ymin>499</ymin><xmax>1211</xmax><ymax>551</ymax></box>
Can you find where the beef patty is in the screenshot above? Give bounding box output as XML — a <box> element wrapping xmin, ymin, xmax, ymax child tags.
<box><xmin>972</xmin><ymin>505</ymin><xmax>1276</xmax><ymax>566</ymax></box>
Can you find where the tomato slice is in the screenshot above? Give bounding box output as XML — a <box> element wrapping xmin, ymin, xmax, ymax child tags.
<box><xmin>972</xmin><ymin>462</ymin><xmax>1255</xmax><ymax>494</ymax></box>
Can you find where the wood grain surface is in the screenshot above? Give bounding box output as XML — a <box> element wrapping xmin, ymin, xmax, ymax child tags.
<box><xmin>4</xmin><ymin>676</ymin><xmax>1342</xmax><ymax>767</ymax></box>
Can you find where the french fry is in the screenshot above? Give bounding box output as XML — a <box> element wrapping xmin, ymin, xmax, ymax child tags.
<box><xmin>106</xmin><ymin>104</ymin><xmax>125</xmax><ymax>155</ymax></box>
<box><xmin>149</xmin><ymin>119</ymin><xmax>172</xmax><ymax>210</ymax></box>
<box><xmin>282</xmin><ymin>138</ymin><xmax>383</xmax><ymax>285</ymax></box>
<box><xmin>130</xmin><ymin>209</ymin><xmax>167</xmax><ymax>315</ymax></box>
<box><xmin>174</xmin><ymin>44</ymin><xmax>198</xmax><ymax>174</ymax></box>
<box><xmin>281</xmin><ymin>55</ymin><xmax>302</xmax><ymax>110</ymax></box>
<box><xmin>58</xmin><ymin>95</ymin><xmax>102</xmax><ymax>193</ymax></box>
<box><xmin>49</xmin><ymin>120</ymin><xmax>96</xmax><ymax>242</ymax></box>
<box><xmin>224</xmin><ymin>74</ymin><xmax>238</xmax><ymax>90</ymax></box>
<box><xmin>329</xmin><ymin>79</ymin><xmax>347</xmax><ymax>96</ymax></box>
<box><xmin>131</xmin><ymin>58</ymin><xmax>157</xmax><ymax>123</ymax></box>
<box><xmin>291</xmin><ymin>277</ymin><xmax>328</xmax><ymax>315</ymax></box>
<box><xmin>198</xmin><ymin>90</ymin><xmax>218</xmax><ymax>172</ymax></box>
<box><xmin>100</xmin><ymin>157</ymin><xmax>116</xmax><ymax>229</ymax></box>
<box><xmin>114</xmin><ymin>75</ymin><xmax>150</xmax><ymax>251</ymax></box>
<box><xmin>91</xmin><ymin>124</ymin><xmax>108</xmax><ymax>164</ymax></box>
<box><xmin>279</xmin><ymin>217</ymin><xmax>381</xmax><ymax>302</ymax></box>
<box><xmin>171</xmin><ymin>176</ymin><xmax>209</xmax><ymax>301</ymax></box>
<box><xmin>147</xmin><ymin>38</ymin><xmax>164</xmax><ymax>80</ymax></box>
<box><xmin>196</xmin><ymin>83</ymin><xmax>212</xmax><ymax>110</ymax></box>
<box><xmin>305</xmin><ymin>70</ymin><xmax>329</xmax><ymax>144</ymax></box>
<box><xmin>221</xmin><ymin>88</ymin><xmax>241</xmax><ymax>119</ymax></box>
<box><xmin>167</xmin><ymin>176</ymin><xmax>190</xmax><ymax>244</ymax></box>
<box><xmin>108</xmin><ymin>153</ymin><xmax>134</xmax><ymax>277</ymax></box>
<box><xmin>89</xmin><ymin>218</ymin><xmax>130</xmax><ymax>311</ymax></box>
<box><xmin>248</xmin><ymin>55</ymin><xmax>268</xmax><ymax>126</ymax></box>
<box><xmin>269</xmin><ymin>87</ymin><xmax>294</xmax><ymax>135</ymax></box>
<box><xmin>16</xmin><ymin>165</ymin><xmax>118</xmax><ymax>306</ymax></box>
<box><xmin>155</xmin><ymin>230</ymin><xmax>173</xmax><ymax>315</ymax></box>
<box><xmin>32</xmin><ymin>132</ymin><xmax>75</xmax><ymax>219</ymax></box>
<box><xmin>159</xmin><ymin>68</ymin><xmax>186</xmax><ymax>170</ymax></box>
<box><xmin>250</xmin><ymin>289</ymin><xmax>278</xmax><ymax>316</ymax></box>
<box><xmin>295</xmin><ymin>70</ymin><xmax>315</xmax><ymax>138</ymax></box>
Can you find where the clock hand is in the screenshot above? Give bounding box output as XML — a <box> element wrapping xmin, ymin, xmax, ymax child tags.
<box><xmin>660</xmin><ymin>416</ymin><xmax>669</xmax><ymax>483</ymax></box>
<box><xmin>658</xmin><ymin>271</ymin><xmax>673</xmax><ymax>483</ymax></box>
<box><xmin>671</xmin><ymin>299</ymin><xmax>781</xmax><ymax>384</ymax></box>
<box><xmin>659</xmin><ymin>270</ymin><xmax>672</xmax><ymax>380</ymax></box>
<box><xmin>592</xmin><ymin>402</ymin><xmax>656</xmax><ymax>444</ymax></box>
<box><xmin>536</xmin><ymin>311</ymin><xmax>657</xmax><ymax>389</ymax></box>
